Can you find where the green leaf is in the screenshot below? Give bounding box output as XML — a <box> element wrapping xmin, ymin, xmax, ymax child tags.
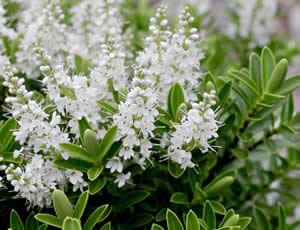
<box><xmin>73</xmin><ymin>191</ymin><xmax>89</xmax><ymax>219</ymax></box>
<box><xmin>108</xmin><ymin>78</ymin><xmax>120</xmax><ymax>104</ymax></box>
<box><xmin>113</xmin><ymin>191</ymin><xmax>150</xmax><ymax>213</ymax></box>
<box><xmin>220</xmin><ymin>209</ymin><xmax>235</xmax><ymax>227</ymax></box>
<box><xmin>10</xmin><ymin>210</ymin><xmax>24</xmax><ymax>230</ymax></box>
<box><xmin>168</xmin><ymin>160</ymin><xmax>185</xmax><ymax>178</ymax></box>
<box><xmin>210</xmin><ymin>200</ymin><xmax>226</xmax><ymax>215</ymax></box>
<box><xmin>54</xmin><ymin>158</ymin><xmax>94</xmax><ymax>172</ymax></box>
<box><xmin>261</xmin><ymin>47</ymin><xmax>276</xmax><ymax>90</ymax></box>
<box><xmin>97</xmin><ymin>100</ymin><xmax>118</xmax><ymax>114</ymax></box>
<box><xmin>87</xmin><ymin>166</ymin><xmax>103</xmax><ymax>181</ymax></box>
<box><xmin>170</xmin><ymin>192</ymin><xmax>189</xmax><ymax>205</ymax></box>
<box><xmin>59</xmin><ymin>143</ymin><xmax>95</xmax><ymax>163</ymax></box>
<box><xmin>168</xmin><ymin>83</ymin><xmax>185</xmax><ymax>120</ymax></box>
<box><xmin>281</xmin><ymin>94</ymin><xmax>294</xmax><ymax>124</ymax></box>
<box><xmin>97</xmin><ymin>126</ymin><xmax>118</xmax><ymax>163</ymax></box>
<box><xmin>97</xmin><ymin>206</ymin><xmax>112</xmax><ymax>223</ymax></box>
<box><xmin>38</xmin><ymin>224</ymin><xmax>48</xmax><ymax>230</ymax></box>
<box><xmin>84</xmin><ymin>129</ymin><xmax>100</xmax><ymax>156</ymax></box>
<box><xmin>99</xmin><ymin>222</ymin><xmax>111</xmax><ymax>230</ymax></box>
<box><xmin>2</xmin><ymin>152</ymin><xmax>22</xmax><ymax>163</ymax></box>
<box><xmin>203</xmin><ymin>200</ymin><xmax>216</xmax><ymax>229</ymax></box>
<box><xmin>35</xmin><ymin>214</ymin><xmax>63</xmax><ymax>228</ymax></box>
<box><xmin>250</xmin><ymin>52</ymin><xmax>262</xmax><ymax>94</ymax></box>
<box><xmin>267</xmin><ymin>59</ymin><xmax>288</xmax><ymax>92</ymax></box>
<box><xmin>156</xmin><ymin>208</ymin><xmax>167</xmax><ymax>222</ymax></box>
<box><xmin>277</xmin><ymin>75</ymin><xmax>300</xmax><ymax>95</ymax></box>
<box><xmin>83</xmin><ymin>205</ymin><xmax>110</xmax><ymax>230</ymax></box>
<box><xmin>0</xmin><ymin>118</ymin><xmax>17</xmax><ymax>153</ymax></box>
<box><xmin>254</xmin><ymin>207</ymin><xmax>271</xmax><ymax>230</ymax></box>
<box><xmin>88</xmin><ymin>177</ymin><xmax>106</xmax><ymax>195</ymax></box>
<box><xmin>278</xmin><ymin>204</ymin><xmax>287</xmax><ymax>230</ymax></box>
<box><xmin>123</xmin><ymin>213</ymin><xmax>154</xmax><ymax>229</ymax></box>
<box><xmin>166</xmin><ymin>209</ymin><xmax>184</xmax><ymax>230</ymax></box>
<box><xmin>223</xmin><ymin>214</ymin><xmax>240</xmax><ymax>227</ymax></box>
<box><xmin>263</xmin><ymin>92</ymin><xmax>285</xmax><ymax>101</ymax></box>
<box><xmin>53</xmin><ymin>189</ymin><xmax>73</xmax><ymax>220</ymax></box>
<box><xmin>218</xmin><ymin>81</ymin><xmax>232</xmax><ymax>107</ymax></box>
<box><xmin>229</xmin><ymin>72</ymin><xmax>260</xmax><ymax>97</ymax></box>
<box><xmin>63</xmin><ymin>217</ymin><xmax>82</xmax><ymax>230</ymax></box>
<box><xmin>78</xmin><ymin>117</ymin><xmax>93</xmax><ymax>145</ymax></box>
<box><xmin>186</xmin><ymin>210</ymin><xmax>200</xmax><ymax>230</ymax></box>
<box><xmin>25</xmin><ymin>212</ymin><xmax>39</xmax><ymax>230</ymax></box>
<box><xmin>237</xmin><ymin>217</ymin><xmax>251</xmax><ymax>230</ymax></box>
<box><xmin>204</xmin><ymin>176</ymin><xmax>235</xmax><ymax>195</ymax></box>
<box><xmin>195</xmin><ymin>183</ymin><xmax>208</xmax><ymax>200</ymax></box>
<box><xmin>151</xmin><ymin>223</ymin><xmax>165</xmax><ymax>230</ymax></box>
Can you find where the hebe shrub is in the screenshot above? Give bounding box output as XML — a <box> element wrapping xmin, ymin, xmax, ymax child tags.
<box><xmin>0</xmin><ymin>0</ymin><xmax>300</xmax><ymax>229</ymax></box>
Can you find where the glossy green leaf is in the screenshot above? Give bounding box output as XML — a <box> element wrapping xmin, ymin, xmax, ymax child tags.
<box><xmin>83</xmin><ymin>204</ymin><xmax>110</xmax><ymax>230</ymax></box>
<box><xmin>204</xmin><ymin>175</ymin><xmax>235</xmax><ymax>195</ymax></box>
<box><xmin>0</xmin><ymin>118</ymin><xmax>17</xmax><ymax>153</ymax></box>
<box><xmin>186</xmin><ymin>210</ymin><xmax>200</xmax><ymax>230</ymax></box>
<box><xmin>170</xmin><ymin>192</ymin><xmax>189</xmax><ymax>205</ymax></box>
<box><xmin>10</xmin><ymin>210</ymin><xmax>24</xmax><ymax>230</ymax></box>
<box><xmin>97</xmin><ymin>126</ymin><xmax>118</xmax><ymax>163</ymax></box>
<box><xmin>229</xmin><ymin>72</ymin><xmax>260</xmax><ymax>97</ymax></box>
<box><xmin>267</xmin><ymin>59</ymin><xmax>288</xmax><ymax>92</ymax></box>
<box><xmin>63</xmin><ymin>217</ymin><xmax>82</xmax><ymax>230</ymax></box>
<box><xmin>99</xmin><ymin>222</ymin><xmax>111</xmax><ymax>230</ymax></box>
<box><xmin>210</xmin><ymin>200</ymin><xmax>226</xmax><ymax>215</ymax></box>
<box><xmin>261</xmin><ymin>47</ymin><xmax>276</xmax><ymax>90</ymax></box>
<box><xmin>277</xmin><ymin>75</ymin><xmax>300</xmax><ymax>95</ymax></box>
<box><xmin>25</xmin><ymin>212</ymin><xmax>39</xmax><ymax>230</ymax></box>
<box><xmin>53</xmin><ymin>189</ymin><xmax>73</xmax><ymax>220</ymax></box>
<box><xmin>254</xmin><ymin>207</ymin><xmax>271</xmax><ymax>230</ymax></box>
<box><xmin>168</xmin><ymin>160</ymin><xmax>185</xmax><ymax>178</ymax></box>
<box><xmin>97</xmin><ymin>100</ymin><xmax>118</xmax><ymax>114</ymax></box>
<box><xmin>113</xmin><ymin>190</ymin><xmax>150</xmax><ymax>213</ymax></box>
<box><xmin>220</xmin><ymin>209</ymin><xmax>235</xmax><ymax>227</ymax></box>
<box><xmin>281</xmin><ymin>94</ymin><xmax>294</xmax><ymax>124</ymax></box>
<box><xmin>151</xmin><ymin>223</ymin><xmax>165</xmax><ymax>230</ymax></box>
<box><xmin>156</xmin><ymin>208</ymin><xmax>167</xmax><ymax>222</ymax></box>
<box><xmin>84</xmin><ymin>129</ymin><xmax>99</xmax><ymax>156</ymax></box>
<box><xmin>237</xmin><ymin>217</ymin><xmax>251</xmax><ymax>230</ymax></box>
<box><xmin>54</xmin><ymin>158</ymin><xmax>94</xmax><ymax>172</ymax></box>
<box><xmin>38</xmin><ymin>224</ymin><xmax>48</xmax><ymax>230</ymax></box>
<box><xmin>78</xmin><ymin>117</ymin><xmax>92</xmax><ymax>145</ymax></box>
<box><xmin>87</xmin><ymin>166</ymin><xmax>103</xmax><ymax>181</ymax></box>
<box><xmin>35</xmin><ymin>214</ymin><xmax>63</xmax><ymax>228</ymax></box>
<box><xmin>203</xmin><ymin>200</ymin><xmax>216</xmax><ymax>229</ymax></box>
<box><xmin>250</xmin><ymin>52</ymin><xmax>262</xmax><ymax>93</ymax></box>
<box><xmin>59</xmin><ymin>143</ymin><xmax>95</xmax><ymax>163</ymax></box>
<box><xmin>218</xmin><ymin>80</ymin><xmax>232</xmax><ymax>107</ymax></box>
<box><xmin>223</xmin><ymin>214</ymin><xmax>239</xmax><ymax>227</ymax></box>
<box><xmin>169</xmin><ymin>83</ymin><xmax>185</xmax><ymax>120</ymax></box>
<box><xmin>166</xmin><ymin>209</ymin><xmax>184</xmax><ymax>230</ymax></box>
<box><xmin>88</xmin><ymin>177</ymin><xmax>106</xmax><ymax>195</ymax></box>
<box><xmin>73</xmin><ymin>191</ymin><xmax>89</xmax><ymax>219</ymax></box>
<box><xmin>2</xmin><ymin>152</ymin><xmax>22</xmax><ymax>163</ymax></box>
<box><xmin>278</xmin><ymin>204</ymin><xmax>287</xmax><ymax>230</ymax></box>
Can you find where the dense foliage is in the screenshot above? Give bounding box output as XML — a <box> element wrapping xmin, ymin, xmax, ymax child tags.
<box><xmin>0</xmin><ymin>0</ymin><xmax>300</xmax><ymax>229</ymax></box>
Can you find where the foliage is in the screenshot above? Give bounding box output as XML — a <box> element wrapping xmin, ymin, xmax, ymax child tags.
<box><xmin>0</xmin><ymin>0</ymin><xmax>299</xmax><ymax>229</ymax></box>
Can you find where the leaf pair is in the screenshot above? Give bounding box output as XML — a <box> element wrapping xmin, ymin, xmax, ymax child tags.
<box><xmin>35</xmin><ymin>190</ymin><xmax>111</xmax><ymax>230</ymax></box>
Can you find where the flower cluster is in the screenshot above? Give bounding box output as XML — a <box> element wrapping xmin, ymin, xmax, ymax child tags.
<box><xmin>0</xmin><ymin>0</ymin><xmax>17</xmax><ymax>39</ymax></box>
<box><xmin>110</xmin><ymin>75</ymin><xmax>159</xmax><ymax>184</ymax></box>
<box><xmin>227</xmin><ymin>0</ymin><xmax>279</xmax><ymax>46</ymax></box>
<box><xmin>137</xmin><ymin>6</ymin><xmax>204</xmax><ymax>104</ymax></box>
<box><xmin>4</xmin><ymin>155</ymin><xmax>86</xmax><ymax>208</ymax></box>
<box><xmin>166</xmin><ymin>91</ymin><xmax>220</xmax><ymax>169</ymax></box>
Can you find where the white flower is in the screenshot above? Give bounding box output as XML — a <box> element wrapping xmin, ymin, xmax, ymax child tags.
<box><xmin>65</xmin><ymin>170</ymin><xmax>88</xmax><ymax>192</ymax></box>
<box><xmin>106</xmin><ymin>157</ymin><xmax>123</xmax><ymax>173</ymax></box>
<box><xmin>114</xmin><ymin>172</ymin><xmax>131</xmax><ymax>188</ymax></box>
